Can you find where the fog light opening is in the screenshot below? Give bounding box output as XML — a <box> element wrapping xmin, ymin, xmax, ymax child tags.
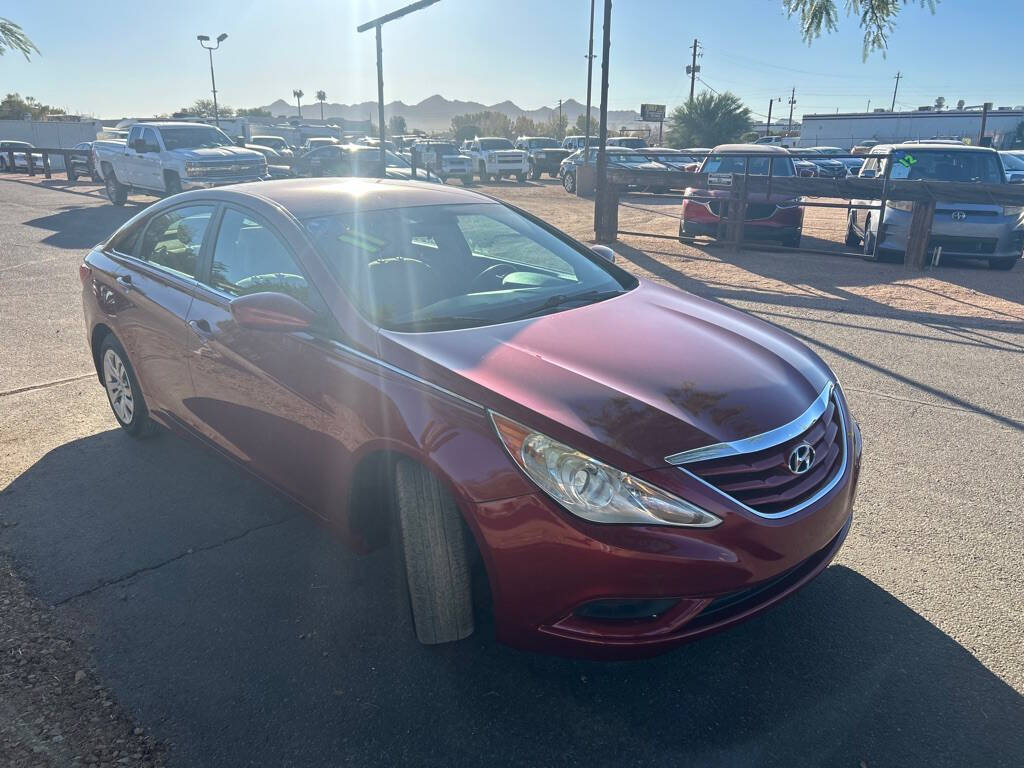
<box><xmin>573</xmin><ymin>598</ymin><xmax>679</xmax><ymax>622</ymax></box>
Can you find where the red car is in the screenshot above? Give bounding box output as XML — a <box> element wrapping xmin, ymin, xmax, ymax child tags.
<box><xmin>81</xmin><ymin>178</ymin><xmax>861</xmax><ymax>658</ymax></box>
<box><xmin>680</xmin><ymin>144</ymin><xmax>805</xmax><ymax>248</ymax></box>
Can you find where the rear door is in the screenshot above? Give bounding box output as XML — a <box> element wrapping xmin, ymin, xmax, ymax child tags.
<box><xmin>184</xmin><ymin>206</ymin><xmax>341</xmax><ymax>509</ymax></box>
<box><xmin>106</xmin><ymin>203</ymin><xmax>216</xmax><ymax>421</ymax></box>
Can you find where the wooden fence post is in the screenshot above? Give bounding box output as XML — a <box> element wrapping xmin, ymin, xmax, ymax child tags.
<box><xmin>905</xmin><ymin>200</ymin><xmax>936</xmax><ymax>269</ymax></box>
<box><xmin>27</xmin><ymin>152</ymin><xmax>35</xmax><ymax>176</ymax></box>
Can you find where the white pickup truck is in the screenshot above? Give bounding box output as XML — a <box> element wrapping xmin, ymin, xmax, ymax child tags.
<box><xmin>467</xmin><ymin>137</ymin><xmax>528</xmax><ymax>182</ymax></box>
<box><xmin>93</xmin><ymin>122</ymin><xmax>267</xmax><ymax>205</ymax></box>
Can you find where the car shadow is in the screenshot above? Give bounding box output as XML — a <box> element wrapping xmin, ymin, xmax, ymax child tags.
<box><xmin>2</xmin><ymin>429</ymin><xmax>1021</xmax><ymax>767</ymax></box>
<box><xmin>22</xmin><ymin>203</ymin><xmax>144</xmax><ymax>249</ymax></box>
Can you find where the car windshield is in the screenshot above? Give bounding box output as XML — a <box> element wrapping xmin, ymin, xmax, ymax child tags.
<box><xmin>159</xmin><ymin>126</ymin><xmax>233</xmax><ymax>150</ymax></box>
<box><xmin>425</xmin><ymin>144</ymin><xmax>459</xmax><ymax>155</ymax></box>
<box><xmin>528</xmin><ymin>139</ymin><xmax>560</xmax><ymax>148</ymax></box>
<box><xmin>889</xmin><ymin>149</ymin><xmax>1003</xmax><ymax>182</ymax></box>
<box><xmin>701</xmin><ymin>154</ymin><xmax>795</xmax><ymax>176</ymax></box>
<box><xmin>479</xmin><ymin>139</ymin><xmax>513</xmax><ymax>150</ymax></box>
<box><xmin>814</xmin><ymin>147</ymin><xmax>845</xmax><ymax>155</ymax></box>
<box><xmin>303</xmin><ymin>202</ymin><xmax>633</xmax><ymax>332</ymax></box>
<box><xmin>999</xmin><ymin>152</ymin><xmax>1024</xmax><ymax>171</ymax></box>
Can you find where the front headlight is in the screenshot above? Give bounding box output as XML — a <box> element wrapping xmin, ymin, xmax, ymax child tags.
<box><xmin>491</xmin><ymin>413</ymin><xmax>721</xmax><ymax>528</ymax></box>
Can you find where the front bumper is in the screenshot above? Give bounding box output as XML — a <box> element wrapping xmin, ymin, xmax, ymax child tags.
<box><xmin>876</xmin><ymin>210</ymin><xmax>1024</xmax><ymax>259</ymax></box>
<box><xmin>470</xmin><ymin>423</ymin><xmax>861</xmax><ymax>659</ymax></box>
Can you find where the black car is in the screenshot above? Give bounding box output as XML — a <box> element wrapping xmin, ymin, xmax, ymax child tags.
<box><xmin>67</xmin><ymin>141</ymin><xmax>97</xmax><ymax>181</ymax></box>
<box><xmin>514</xmin><ymin>136</ymin><xmax>571</xmax><ymax>180</ymax></box>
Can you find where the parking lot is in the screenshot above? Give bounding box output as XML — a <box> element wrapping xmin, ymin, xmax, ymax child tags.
<box><xmin>1</xmin><ymin>175</ymin><xmax>1022</xmax><ymax>767</ymax></box>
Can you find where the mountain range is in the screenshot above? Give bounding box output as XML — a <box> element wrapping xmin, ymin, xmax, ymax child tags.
<box><xmin>260</xmin><ymin>94</ymin><xmax>641</xmax><ymax>132</ymax></box>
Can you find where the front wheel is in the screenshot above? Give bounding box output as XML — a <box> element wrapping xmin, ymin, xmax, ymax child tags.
<box><xmin>529</xmin><ymin>163</ymin><xmax>541</xmax><ymax>180</ymax></box>
<box><xmin>563</xmin><ymin>171</ymin><xmax>576</xmax><ymax>193</ymax></box>
<box><xmin>99</xmin><ymin>335</ymin><xmax>156</xmax><ymax>438</ymax></box>
<box><xmin>393</xmin><ymin>460</ymin><xmax>474</xmax><ymax>645</ymax></box>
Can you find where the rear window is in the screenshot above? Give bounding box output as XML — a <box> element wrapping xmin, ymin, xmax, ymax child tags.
<box><xmin>888</xmin><ymin>149</ymin><xmax>1003</xmax><ymax>182</ymax></box>
<box><xmin>701</xmin><ymin>155</ymin><xmax>795</xmax><ymax>176</ymax></box>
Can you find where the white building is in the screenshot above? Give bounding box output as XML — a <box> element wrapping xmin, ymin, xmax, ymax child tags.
<box><xmin>796</xmin><ymin>107</ymin><xmax>1024</xmax><ymax>149</ymax></box>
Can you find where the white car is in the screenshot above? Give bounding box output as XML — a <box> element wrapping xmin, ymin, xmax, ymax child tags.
<box><xmin>467</xmin><ymin>137</ymin><xmax>528</xmax><ymax>182</ymax></box>
<box><xmin>0</xmin><ymin>140</ymin><xmax>45</xmax><ymax>171</ymax></box>
<box><xmin>93</xmin><ymin>122</ymin><xmax>267</xmax><ymax>205</ymax></box>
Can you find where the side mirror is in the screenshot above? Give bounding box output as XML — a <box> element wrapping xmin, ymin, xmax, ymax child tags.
<box><xmin>229</xmin><ymin>292</ymin><xmax>316</xmax><ymax>332</ymax></box>
<box><xmin>590</xmin><ymin>245</ymin><xmax>616</xmax><ymax>263</ymax></box>
<box><xmin>133</xmin><ymin>138</ymin><xmax>147</xmax><ymax>153</ymax></box>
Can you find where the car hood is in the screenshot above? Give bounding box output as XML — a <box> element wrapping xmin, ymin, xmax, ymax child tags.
<box><xmin>378</xmin><ymin>280</ymin><xmax>832</xmax><ymax>472</ymax></box>
<box><xmin>176</xmin><ymin>146</ymin><xmax>265</xmax><ymax>161</ymax></box>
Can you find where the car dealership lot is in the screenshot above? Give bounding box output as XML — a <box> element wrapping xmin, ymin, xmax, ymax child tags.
<box><xmin>1</xmin><ymin>177</ymin><xmax>1022</xmax><ymax>767</ymax></box>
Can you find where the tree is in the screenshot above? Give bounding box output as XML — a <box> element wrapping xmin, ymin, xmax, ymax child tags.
<box><xmin>513</xmin><ymin>115</ymin><xmax>538</xmax><ymax>137</ymax></box>
<box><xmin>537</xmin><ymin>113</ymin><xmax>569</xmax><ymax>140</ymax></box>
<box><xmin>0</xmin><ymin>93</ymin><xmax>64</xmax><ymax>120</ymax></box>
<box><xmin>178</xmin><ymin>99</ymin><xmax>233</xmax><ymax>118</ymax></box>
<box><xmin>389</xmin><ymin>115</ymin><xmax>407</xmax><ymax>135</ymax></box>
<box><xmin>316</xmin><ymin>90</ymin><xmax>326</xmax><ymax>121</ymax></box>
<box><xmin>451</xmin><ymin>111</ymin><xmax>513</xmax><ymax>139</ymax></box>
<box><xmin>293</xmin><ymin>89</ymin><xmax>304</xmax><ymax>119</ymax></box>
<box><xmin>934</xmin><ymin>96</ymin><xmax>946</xmax><ymax>111</ymax></box>
<box><xmin>574</xmin><ymin>113</ymin><xmax>599</xmax><ymax>136</ymax></box>
<box><xmin>454</xmin><ymin>124</ymin><xmax>481</xmax><ymax>144</ymax></box>
<box><xmin>784</xmin><ymin>0</ymin><xmax>937</xmax><ymax>58</ymax></box>
<box><xmin>665</xmin><ymin>91</ymin><xmax>751</xmax><ymax>148</ymax></box>
<box><xmin>0</xmin><ymin>17</ymin><xmax>38</xmax><ymax>60</ymax></box>
<box><xmin>236</xmin><ymin>107</ymin><xmax>271</xmax><ymax>117</ymax></box>
<box><xmin>956</xmin><ymin>99</ymin><xmax>966</xmax><ymax>110</ymax></box>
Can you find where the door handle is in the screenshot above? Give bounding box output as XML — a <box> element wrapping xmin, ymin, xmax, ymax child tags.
<box><xmin>189</xmin><ymin>318</ymin><xmax>215</xmax><ymax>339</ymax></box>
<box><xmin>115</xmin><ymin>274</ymin><xmax>133</xmax><ymax>291</ymax></box>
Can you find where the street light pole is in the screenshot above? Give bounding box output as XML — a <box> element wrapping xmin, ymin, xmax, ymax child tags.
<box><xmin>196</xmin><ymin>33</ymin><xmax>228</xmax><ymax>127</ymax></box>
<box><xmin>583</xmin><ymin>0</ymin><xmax>595</xmax><ymax>163</ymax></box>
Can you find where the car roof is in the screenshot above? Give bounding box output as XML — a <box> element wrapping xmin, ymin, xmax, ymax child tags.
<box><xmin>869</xmin><ymin>142</ymin><xmax>997</xmax><ymax>154</ymax></box>
<box><xmin>136</xmin><ymin>121</ymin><xmax>213</xmax><ymax>129</ymax></box>
<box><xmin>710</xmin><ymin>143</ymin><xmax>790</xmax><ymax>154</ymax></box>
<box><xmin>518</xmin><ymin>136</ymin><xmax>558</xmax><ymax>140</ymax></box>
<box><xmin>204</xmin><ymin>178</ymin><xmax>495</xmax><ymax>219</ymax></box>
<box><xmin>643</xmin><ymin>147</ymin><xmax>683</xmax><ymax>152</ymax></box>
<box><xmin>251</xmin><ymin>134</ymin><xmax>284</xmax><ymax>140</ymax></box>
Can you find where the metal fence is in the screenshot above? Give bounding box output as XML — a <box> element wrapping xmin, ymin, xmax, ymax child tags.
<box><xmin>2</xmin><ymin>147</ymin><xmax>96</xmax><ymax>181</ymax></box>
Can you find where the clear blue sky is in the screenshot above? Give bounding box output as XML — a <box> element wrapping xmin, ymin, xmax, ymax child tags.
<box><xmin>4</xmin><ymin>0</ymin><xmax>1020</xmax><ymax>119</ymax></box>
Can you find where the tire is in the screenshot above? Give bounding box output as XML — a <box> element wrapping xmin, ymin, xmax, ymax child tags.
<box><xmin>529</xmin><ymin>162</ymin><xmax>541</xmax><ymax>180</ymax></box>
<box><xmin>845</xmin><ymin>213</ymin><xmax>861</xmax><ymax>247</ymax></box>
<box><xmin>563</xmin><ymin>171</ymin><xmax>576</xmax><ymax>194</ymax></box>
<box><xmin>782</xmin><ymin>231</ymin><xmax>802</xmax><ymax>248</ymax></box>
<box><xmin>861</xmin><ymin>217</ymin><xmax>877</xmax><ymax>261</ymax></box>
<box><xmin>461</xmin><ymin>174</ymin><xmax>474</xmax><ymax>186</ymax></box>
<box><xmin>516</xmin><ymin>172</ymin><xmax>526</xmax><ymax>183</ymax></box>
<box><xmin>393</xmin><ymin>460</ymin><xmax>474</xmax><ymax>645</ymax></box>
<box><xmin>0</xmin><ymin>157</ymin><xmax>6</xmax><ymax>172</ymax></box>
<box><xmin>98</xmin><ymin>334</ymin><xmax>156</xmax><ymax>438</ymax></box>
<box><xmin>104</xmin><ymin>169</ymin><xmax>127</xmax><ymax>206</ymax></box>
<box><xmin>164</xmin><ymin>172</ymin><xmax>182</xmax><ymax>196</ymax></box>
<box><xmin>988</xmin><ymin>256</ymin><xmax>1019</xmax><ymax>270</ymax></box>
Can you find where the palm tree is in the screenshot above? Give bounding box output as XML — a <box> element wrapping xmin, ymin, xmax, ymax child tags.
<box><xmin>316</xmin><ymin>90</ymin><xmax>326</xmax><ymax>121</ymax></box>
<box><xmin>0</xmin><ymin>17</ymin><xmax>39</xmax><ymax>59</ymax></box>
<box><xmin>293</xmin><ymin>89</ymin><xmax>304</xmax><ymax>119</ymax></box>
<box><xmin>784</xmin><ymin>0</ymin><xmax>938</xmax><ymax>58</ymax></box>
<box><xmin>666</xmin><ymin>91</ymin><xmax>751</xmax><ymax>149</ymax></box>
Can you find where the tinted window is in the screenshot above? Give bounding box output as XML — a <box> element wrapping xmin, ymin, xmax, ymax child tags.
<box><xmin>142</xmin><ymin>128</ymin><xmax>160</xmax><ymax>152</ymax></box>
<box><xmin>889</xmin><ymin>149</ymin><xmax>1003</xmax><ymax>182</ymax></box>
<box><xmin>701</xmin><ymin>154</ymin><xmax>795</xmax><ymax>176</ymax></box>
<box><xmin>1001</xmin><ymin>152</ymin><xmax>1024</xmax><ymax>171</ymax></box>
<box><xmin>137</xmin><ymin>205</ymin><xmax>214</xmax><ymax>278</ymax></box>
<box><xmin>479</xmin><ymin>139</ymin><xmax>513</xmax><ymax>150</ymax></box>
<box><xmin>159</xmin><ymin>126</ymin><xmax>233</xmax><ymax>150</ymax></box>
<box><xmin>208</xmin><ymin>209</ymin><xmax>313</xmax><ymax>304</ymax></box>
<box><xmin>528</xmin><ymin>139</ymin><xmax>560</xmax><ymax>149</ymax></box>
<box><xmin>304</xmin><ymin>203</ymin><xmax>632</xmax><ymax>332</ymax></box>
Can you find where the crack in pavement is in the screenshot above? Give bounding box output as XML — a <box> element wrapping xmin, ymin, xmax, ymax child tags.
<box><xmin>53</xmin><ymin>513</ymin><xmax>300</xmax><ymax>606</ymax></box>
<box><xmin>843</xmin><ymin>385</ymin><xmax>1024</xmax><ymax>428</ymax></box>
<box><xmin>0</xmin><ymin>372</ymin><xmax>95</xmax><ymax>397</ymax></box>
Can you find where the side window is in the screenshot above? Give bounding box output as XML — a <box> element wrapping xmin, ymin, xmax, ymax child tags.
<box><xmin>209</xmin><ymin>209</ymin><xmax>315</xmax><ymax>306</ymax></box>
<box><xmin>109</xmin><ymin>221</ymin><xmax>144</xmax><ymax>256</ymax></box>
<box><xmin>128</xmin><ymin>126</ymin><xmax>143</xmax><ymax>147</ymax></box>
<box><xmin>137</xmin><ymin>205</ymin><xmax>214</xmax><ymax>278</ymax></box>
<box><xmin>143</xmin><ymin>128</ymin><xmax>160</xmax><ymax>153</ymax></box>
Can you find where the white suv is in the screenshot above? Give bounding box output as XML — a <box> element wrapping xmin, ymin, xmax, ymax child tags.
<box><xmin>468</xmin><ymin>137</ymin><xmax>528</xmax><ymax>182</ymax></box>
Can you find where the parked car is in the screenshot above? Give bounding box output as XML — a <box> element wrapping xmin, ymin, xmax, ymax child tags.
<box><xmin>753</xmin><ymin>135</ymin><xmax>796</xmax><ymax>148</ymax></box>
<box><xmin>850</xmin><ymin>140</ymin><xmax>879</xmax><ymax>156</ymax></box>
<box><xmin>410</xmin><ymin>141</ymin><xmax>473</xmax><ymax>184</ymax></box>
<box><xmin>558</xmin><ymin>147</ymin><xmax>668</xmax><ymax>194</ymax></box>
<box><xmin>999</xmin><ymin>151</ymin><xmax>1024</xmax><ymax>183</ymax></box>
<box><xmin>788</xmin><ymin>149</ymin><xmax>819</xmax><ymax>178</ymax></box>
<box><xmin>467</xmin><ymin>137</ymin><xmax>528</xmax><ymax>182</ymax></box>
<box><xmin>680</xmin><ymin>144</ymin><xmax>804</xmax><ymax>247</ymax></box>
<box><xmin>302</xmin><ymin>137</ymin><xmax>340</xmax><ymax>152</ymax></box>
<box><xmin>847</xmin><ymin>143</ymin><xmax>1021</xmax><ymax>269</ymax></box>
<box><xmin>514</xmin><ymin>136</ymin><xmax>571</xmax><ymax>179</ymax></box>
<box><xmin>242</xmin><ymin>144</ymin><xmax>292</xmax><ymax>179</ymax></box>
<box><xmin>80</xmin><ymin>177</ymin><xmax>861</xmax><ymax>657</ymax></box>
<box><xmin>92</xmin><ymin>122</ymin><xmax>267</xmax><ymax>205</ymax></box>
<box><xmin>0</xmin><ymin>140</ymin><xmax>44</xmax><ymax>171</ymax></box>
<box><xmin>607</xmin><ymin>136</ymin><xmax>649</xmax><ymax>149</ymax></box>
<box><xmin>292</xmin><ymin>143</ymin><xmax>438</xmax><ymax>183</ymax></box>
<box><xmin>808</xmin><ymin>146</ymin><xmax>862</xmax><ymax>175</ymax></box>
<box><xmin>562</xmin><ymin>135</ymin><xmax>587</xmax><ymax>151</ymax></box>
<box><xmin>640</xmin><ymin>147</ymin><xmax>697</xmax><ymax>170</ymax></box>
<box><xmin>67</xmin><ymin>141</ymin><xmax>97</xmax><ymax>181</ymax></box>
<box><xmin>798</xmin><ymin>148</ymin><xmax>848</xmax><ymax>179</ymax></box>
<box><xmin>250</xmin><ymin>135</ymin><xmax>294</xmax><ymax>158</ymax></box>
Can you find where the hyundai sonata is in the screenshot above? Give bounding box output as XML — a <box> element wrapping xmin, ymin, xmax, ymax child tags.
<box><xmin>81</xmin><ymin>178</ymin><xmax>861</xmax><ymax>658</ymax></box>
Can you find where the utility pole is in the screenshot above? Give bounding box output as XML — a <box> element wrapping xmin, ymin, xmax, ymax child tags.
<box><xmin>766</xmin><ymin>97</ymin><xmax>779</xmax><ymax>137</ymax></box>
<box><xmin>891</xmin><ymin>71</ymin><xmax>901</xmax><ymax>112</ymax></box>
<box><xmin>866</xmin><ymin>98</ymin><xmax>871</xmax><ymax>112</ymax></box>
<box><xmin>583</xmin><ymin>0</ymin><xmax>595</xmax><ymax>162</ymax></box>
<box><xmin>686</xmin><ymin>38</ymin><xmax>700</xmax><ymax>103</ymax></box>
<box><xmin>594</xmin><ymin>0</ymin><xmax>613</xmax><ymax>239</ymax></box>
<box><xmin>787</xmin><ymin>87</ymin><xmax>796</xmax><ymax>133</ymax></box>
<box><xmin>196</xmin><ymin>33</ymin><xmax>228</xmax><ymax>127</ymax></box>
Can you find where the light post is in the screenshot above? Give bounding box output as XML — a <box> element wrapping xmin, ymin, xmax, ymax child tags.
<box><xmin>196</xmin><ymin>33</ymin><xmax>228</xmax><ymax>126</ymax></box>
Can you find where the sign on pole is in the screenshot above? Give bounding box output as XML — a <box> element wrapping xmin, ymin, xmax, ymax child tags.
<box><xmin>640</xmin><ymin>103</ymin><xmax>666</xmax><ymax>122</ymax></box>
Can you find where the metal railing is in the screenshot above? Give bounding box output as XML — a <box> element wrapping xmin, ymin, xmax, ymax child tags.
<box><xmin>2</xmin><ymin>147</ymin><xmax>95</xmax><ymax>181</ymax></box>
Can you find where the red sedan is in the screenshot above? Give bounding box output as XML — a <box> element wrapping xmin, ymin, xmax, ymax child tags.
<box><xmin>81</xmin><ymin>178</ymin><xmax>861</xmax><ymax>658</ymax></box>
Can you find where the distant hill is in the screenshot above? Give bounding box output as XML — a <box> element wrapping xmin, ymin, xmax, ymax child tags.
<box><xmin>261</xmin><ymin>94</ymin><xmax>641</xmax><ymax>132</ymax></box>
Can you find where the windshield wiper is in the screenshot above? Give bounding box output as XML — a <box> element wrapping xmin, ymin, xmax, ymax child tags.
<box><xmin>387</xmin><ymin>315</ymin><xmax>491</xmax><ymax>332</ymax></box>
<box><xmin>504</xmin><ymin>288</ymin><xmax>622</xmax><ymax>321</ymax></box>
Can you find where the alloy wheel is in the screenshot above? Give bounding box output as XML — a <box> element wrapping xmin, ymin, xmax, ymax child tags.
<box><xmin>103</xmin><ymin>348</ymin><xmax>135</xmax><ymax>424</ymax></box>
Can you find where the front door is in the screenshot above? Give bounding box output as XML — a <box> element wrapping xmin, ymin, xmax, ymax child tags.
<box><xmin>107</xmin><ymin>203</ymin><xmax>215</xmax><ymax>420</ymax></box>
<box><xmin>184</xmin><ymin>205</ymin><xmax>344</xmax><ymax>511</ymax></box>
<box><xmin>137</xmin><ymin>127</ymin><xmax>164</xmax><ymax>191</ymax></box>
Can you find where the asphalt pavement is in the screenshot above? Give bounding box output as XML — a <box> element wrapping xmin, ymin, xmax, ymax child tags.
<box><xmin>1</xmin><ymin>178</ymin><xmax>1022</xmax><ymax>767</ymax></box>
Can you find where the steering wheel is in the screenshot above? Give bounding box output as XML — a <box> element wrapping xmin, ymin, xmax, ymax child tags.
<box><xmin>467</xmin><ymin>263</ymin><xmax>516</xmax><ymax>292</ymax></box>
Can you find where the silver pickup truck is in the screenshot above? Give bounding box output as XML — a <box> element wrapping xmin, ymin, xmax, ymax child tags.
<box><xmin>93</xmin><ymin>122</ymin><xmax>266</xmax><ymax>205</ymax></box>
